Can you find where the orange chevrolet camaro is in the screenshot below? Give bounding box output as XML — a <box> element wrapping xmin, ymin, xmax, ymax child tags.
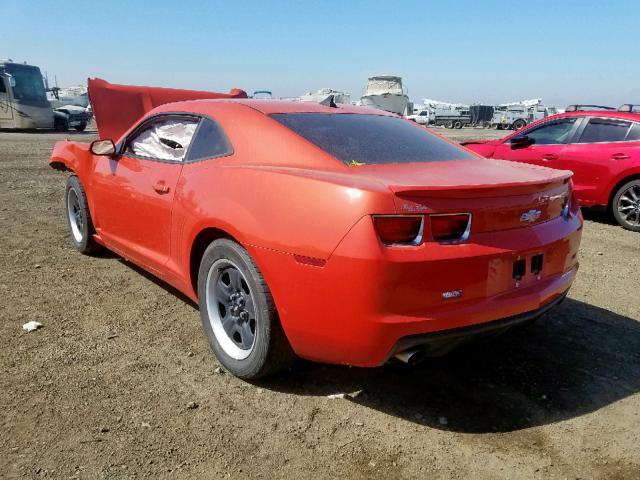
<box><xmin>49</xmin><ymin>79</ymin><xmax>583</xmax><ymax>378</ymax></box>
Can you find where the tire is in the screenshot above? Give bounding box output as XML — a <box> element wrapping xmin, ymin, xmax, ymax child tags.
<box><xmin>453</xmin><ymin>121</ymin><xmax>463</xmax><ymax>129</ymax></box>
<box><xmin>612</xmin><ymin>179</ymin><xmax>640</xmax><ymax>232</ymax></box>
<box><xmin>513</xmin><ymin>119</ymin><xmax>526</xmax><ymax>130</ymax></box>
<box><xmin>65</xmin><ymin>175</ymin><xmax>101</xmax><ymax>254</ymax></box>
<box><xmin>445</xmin><ymin>120</ymin><xmax>454</xmax><ymax>129</ymax></box>
<box><xmin>55</xmin><ymin>117</ymin><xmax>69</xmax><ymax>132</ymax></box>
<box><xmin>197</xmin><ymin>239</ymin><xmax>295</xmax><ymax>379</ymax></box>
<box><xmin>75</xmin><ymin>122</ymin><xmax>87</xmax><ymax>132</ymax></box>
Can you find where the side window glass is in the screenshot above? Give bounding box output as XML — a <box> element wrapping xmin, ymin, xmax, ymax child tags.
<box><xmin>518</xmin><ymin>118</ymin><xmax>577</xmax><ymax>145</ymax></box>
<box><xmin>127</xmin><ymin>117</ymin><xmax>199</xmax><ymax>161</ymax></box>
<box><xmin>186</xmin><ymin>117</ymin><xmax>232</xmax><ymax>161</ymax></box>
<box><xmin>626</xmin><ymin>123</ymin><xmax>640</xmax><ymax>141</ymax></box>
<box><xmin>578</xmin><ymin>118</ymin><xmax>630</xmax><ymax>143</ymax></box>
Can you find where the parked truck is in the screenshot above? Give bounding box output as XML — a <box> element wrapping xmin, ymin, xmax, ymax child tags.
<box><xmin>432</xmin><ymin>105</ymin><xmax>471</xmax><ymax>129</ymax></box>
<box><xmin>490</xmin><ymin>102</ymin><xmax>559</xmax><ymax>130</ymax></box>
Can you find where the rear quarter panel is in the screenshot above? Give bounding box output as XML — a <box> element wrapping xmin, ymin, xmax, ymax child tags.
<box><xmin>168</xmin><ymin>104</ymin><xmax>398</xmax><ymax>299</ymax></box>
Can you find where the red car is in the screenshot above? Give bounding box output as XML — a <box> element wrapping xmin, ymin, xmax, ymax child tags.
<box><xmin>463</xmin><ymin>106</ymin><xmax>640</xmax><ymax>231</ymax></box>
<box><xmin>49</xmin><ymin>80</ymin><xmax>582</xmax><ymax>379</ymax></box>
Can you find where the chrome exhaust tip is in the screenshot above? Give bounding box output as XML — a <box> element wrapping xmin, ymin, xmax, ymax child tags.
<box><xmin>394</xmin><ymin>349</ymin><xmax>425</xmax><ymax>365</ymax></box>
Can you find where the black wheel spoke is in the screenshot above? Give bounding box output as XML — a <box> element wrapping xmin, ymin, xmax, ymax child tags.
<box><xmin>228</xmin><ymin>268</ymin><xmax>243</xmax><ymax>291</ymax></box>
<box><xmin>244</xmin><ymin>295</ymin><xmax>255</xmax><ymax>316</ymax></box>
<box><xmin>216</xmin><ymin>277</ymin><xmax>232</xmax><ymax>300</ymax></box>
<box><xmin>240</xmin><ymin>321</ymin><xmax>255</xmax><ymax>349</ymax></box>
<box><xmin>220</xmin><ymin>311</ymin><xmax>236</xmax><ymax>336</ymax></box>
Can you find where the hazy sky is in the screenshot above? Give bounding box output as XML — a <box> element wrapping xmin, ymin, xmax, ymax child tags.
<box><xmin>3</xmin><ymin>0</ymin><xmax>639</xmax><ymax>108</ymax></box>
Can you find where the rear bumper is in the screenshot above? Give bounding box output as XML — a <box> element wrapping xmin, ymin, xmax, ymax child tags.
<box><xmin>388</xmin><ymin>288</ymin><xmax>568</xmax><ymax>360</ymax></box>
<box><xmin>257</xmin><ymin>212</ymin><xmax>582</xmax><ymax>367</ymax></box>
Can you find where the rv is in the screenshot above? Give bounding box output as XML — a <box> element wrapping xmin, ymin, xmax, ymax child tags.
<box><xmin>0</xmin><ymin>60</ymin><xmax>54</xmax><ymax>129</ymax></box>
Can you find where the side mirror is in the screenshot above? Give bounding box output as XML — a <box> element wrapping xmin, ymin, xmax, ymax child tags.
<box><xmin>7</xmin><ymin>75</ymin><xmax>16</xmax><ymax>88</ymax></box>
<box><xmin>510</xmin><ymin>135</ymin><xmax>534</xmax><ymax>150</ymax></box>
<box><xmin>90</xmin><ymin>139</ymin><xmax>116</xmax><ymax>156</ymax></box>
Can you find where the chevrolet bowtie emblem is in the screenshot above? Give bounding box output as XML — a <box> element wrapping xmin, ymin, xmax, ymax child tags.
<box><xmin>520</xmin><ymin>209</ymin><xmax>542</xmax><ymax>223</ymax></box>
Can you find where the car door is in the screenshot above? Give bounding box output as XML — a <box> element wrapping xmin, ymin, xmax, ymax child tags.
<box><xmin>557</xmin><ymin>117</ymin><xmax>639</xmax><ymax>205</ymax></box>
<box><xmin>91</xmin><ymin>114</ymin><xmax>200</xmax><ymax>273</ymax></box>
<box><xmin>491</xmin><ymin>117</ymin><xmax>581</xmax><ymax>167</ymax></box>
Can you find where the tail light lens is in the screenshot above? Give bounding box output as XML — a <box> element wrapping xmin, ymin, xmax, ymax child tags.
<box><xmin>373</xmin><ymin>215</ymin><xmax>423</xmax><ymax>245</ymax></box>
<box><xmin>562</xmin><ymin>180</ymin><xmax>580</xmax><ymax>218</ymax></box>
<box><xmin>430</xmin><ymin>213</ymin><xmax>471</xmax><ymax>242</ymax></box>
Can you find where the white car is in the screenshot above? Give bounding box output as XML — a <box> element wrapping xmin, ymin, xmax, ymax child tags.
<box><xmin>406</xmin><ymin>110</ymin><xmax>430</xmax><ymax>125</ymax></box>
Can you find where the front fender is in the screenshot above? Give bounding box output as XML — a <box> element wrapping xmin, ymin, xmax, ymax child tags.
<box><xmin>49</xmin><ymin>141</ymin><xmax>92</xmax><ymax>176</ymax></box>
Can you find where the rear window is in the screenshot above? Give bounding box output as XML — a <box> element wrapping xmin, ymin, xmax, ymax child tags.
<box><xmin>578</xmin><ymin>118</ymin><xmax>631</xmax><ymax>143</ymax></box>
<box><xmin>625</xmin><ymin>123</ymin><xmax>640</xmax><ymax>141</ymax></box>
<box><xmin>270</xmin><ymin>113</ymin><xmax>473</xmax><ymax>165</ymax></box>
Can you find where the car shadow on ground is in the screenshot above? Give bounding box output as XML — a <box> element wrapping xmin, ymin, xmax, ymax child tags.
<box><xmin>106</xmin><ymin>258</ymin><xmax>640</xmax><ymax>433</ymax></box>
<box><xmin>117</xmin><ymin>258</ymin><xmax>199</xmax><ymax>310</ymax></box>
<box><xmin>260</xmin><ymin>298</ymin><xmax>640</xmax><ymax>433</ymax></box>
<box><xmin>581</xmin><ymin>207</ymin><xmax>618</xmax><ymax>226</ymax></box>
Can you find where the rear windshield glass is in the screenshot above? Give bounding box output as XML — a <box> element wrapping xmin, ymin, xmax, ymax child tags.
<box><xmin>270</xmin><ymin>113</ymin><xmax>473</xmax><ymax>165</ymax></box>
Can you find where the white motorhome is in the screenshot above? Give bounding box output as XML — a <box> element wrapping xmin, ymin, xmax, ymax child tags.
<box><xmin>0</xmin><ymin>60</ymin><xmax>54</xmax><ymax>129</ymax></box>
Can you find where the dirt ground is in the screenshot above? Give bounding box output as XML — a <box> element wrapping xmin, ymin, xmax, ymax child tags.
<box><xmin>1</xmin><ymin>126</ymin><xmax>639</xmax><ymax>480</ymax></box>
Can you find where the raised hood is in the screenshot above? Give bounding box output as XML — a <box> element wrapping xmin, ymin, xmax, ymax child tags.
<box><xmin>88</xmin><ymin>78</ymin><xmax>247</xmax><ymax>141</ymax></box>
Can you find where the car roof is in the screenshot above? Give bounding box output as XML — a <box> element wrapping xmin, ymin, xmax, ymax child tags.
<box><xmin>554</xmin><ymin>110</ymin><xmax>640</xmax><ymax>122</ymax></box>
<box><xmin>153</xmin><ymin>99</ymin><xmax>396</xmax><ymax>116</ymax></box>
<box><xmin>503</xmin><ymin>109</ymin><xmax>640</xmax><ymax>138</ymax></box>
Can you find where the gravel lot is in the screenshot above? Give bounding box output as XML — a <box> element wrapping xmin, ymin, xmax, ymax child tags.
<box><xmin>1</xmin><ymin>126</ymin><xmax>639</xmax><ymax>479</ymax></box>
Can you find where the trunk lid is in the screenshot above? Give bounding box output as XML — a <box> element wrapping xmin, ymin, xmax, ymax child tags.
<box><xmin>356</xmin><ymin>159</ymin><xmax>572</xmax><ymax>233</ymax></box>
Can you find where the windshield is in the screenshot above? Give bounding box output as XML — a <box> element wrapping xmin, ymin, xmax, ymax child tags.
<box><xmin>271</xmin><ymin>113</ymin><xmax>473</xmax><ymax>165</ymax></box>
<box><xmin>5</xmin><ymin>64</ymin><xmax>48</xmax><ymax>106</ymax></box>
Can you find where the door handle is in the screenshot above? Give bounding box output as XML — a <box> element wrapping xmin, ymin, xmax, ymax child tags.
<box><xmin>541</xmin><ymin>154</ymin><xmax>558</xmax><ymax>161</ymax></box>
<box><xmin>611</xmin><ymin>153</ymin><xmax>630</xmax><ymax>160</ymax></box>
<box><xmin>153</xmin><ymin>181</ymin><xmax>170</xmax><ymax>194</ymax></box>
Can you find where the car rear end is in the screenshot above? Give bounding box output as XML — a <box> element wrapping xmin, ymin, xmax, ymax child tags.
<box><xmin>279</xmin><ymin>167</ymin><xmax>581</xmax><ymax>366</ymax></box>
<box><xmin>264</xmin><ymin>111</ymin><xmax>582</xmax><ymax>367</ymax></box>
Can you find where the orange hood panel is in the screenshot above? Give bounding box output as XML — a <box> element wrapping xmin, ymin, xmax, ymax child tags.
<box><xmin>88</xmin><ymin>78</ymin><xmax>247</xmax><ymax>141</ymax></box>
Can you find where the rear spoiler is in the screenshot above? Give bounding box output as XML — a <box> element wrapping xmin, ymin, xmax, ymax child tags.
<box><xmin>390</xmin><ymin>172</ymin><xmax>572</xmax><ymax>199</ymax></box>
<box><xmin>88</xmin><ymin>78</ymin><xmax>247</xmax><ymax>140</ymax></box>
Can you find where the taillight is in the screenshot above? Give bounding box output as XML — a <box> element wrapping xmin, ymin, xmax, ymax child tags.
<box><xmin>373</xmin><ymin>215</ymin><xmax>423</xmax><ymax>245</ymax></box>
<box><xmin>562</xmin><ymin>180</ymin><xmax>580</xmax><ymax>218</ymax></box>
<box><xmin>429</xmin><ymin>213</ymin><xmax>471</xmax><ymax>242</ymax></box>
<box><xmin>561</xmin><ymin>195</ymin><xmax>570</xmax><ymax>218</ymax></box>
